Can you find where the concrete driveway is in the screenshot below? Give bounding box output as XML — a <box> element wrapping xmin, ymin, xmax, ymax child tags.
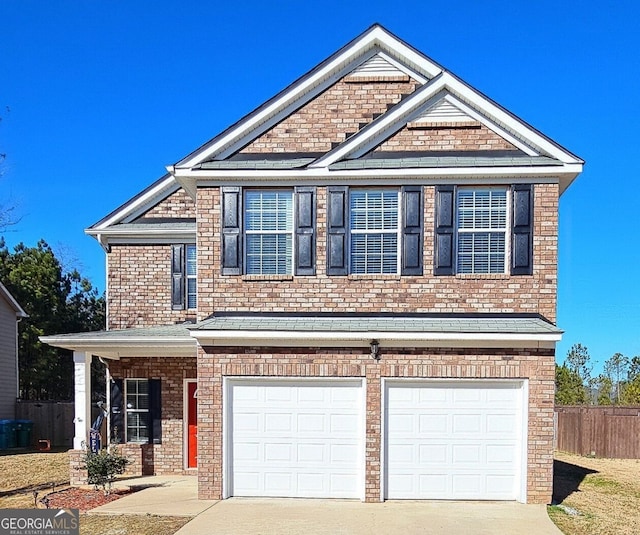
<box><xmin>176</xmin><ymin>498</ymin><xmax>562</xmax><ymax>535</ymax></box>
<box><xmin>91</xmin><ymin>477</ymin><xmax>562</xmax><ymax>535</ymax></box>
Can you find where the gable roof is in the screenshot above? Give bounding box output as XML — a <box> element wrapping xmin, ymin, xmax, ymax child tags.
<box><xmin>168</xmin><ymin>24</ymin><xmax>581</xmax><ymax>192</ymax></box>
<box><xmin>91</xmin><ymin>24</ymin><xmax>583</xmax><ymax>240</ymax></box>
<box><xmin>0</xmin><ymin>282</ymin><xmax>28</xmax><ymax>318</ymax></box>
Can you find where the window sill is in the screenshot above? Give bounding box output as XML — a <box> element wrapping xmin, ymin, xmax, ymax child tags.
<box><xmin>347</xmin><ymin>274</ymin><xmax>402</xmax><ymax>281</ymax></box>
<box><xmin>455</xmin><ymin>273</ymin><xmax>511</xmax><ymax>280</ymax></box>
<box><xmin>242</xmin><ymin>274</ymin><xmax>294</xmax><ymax>282</ymax></box>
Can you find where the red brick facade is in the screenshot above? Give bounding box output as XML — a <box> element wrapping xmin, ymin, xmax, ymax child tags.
<box><xmin>193</xmin><ymin>184</ymin><xmax>558</xmax><ymax>322</ymax></box>
<box><xmin>89</xmin><ymin>33</ymin><xmax>575</xmax><ymax>506</ymax></box>
<box><xmin>375</xmin><ymin>123</ymin><xmax>518</xmax><ymax>152</ymax></box>
<box><xmin>240</xmin><ymin>77</ymin><xmax>420</xmax><ymax>154</ymax></box>
<box><xmin>195</xmin><ymin>346</ymin><xmax>555</xmax><ymax>503</ymax></box>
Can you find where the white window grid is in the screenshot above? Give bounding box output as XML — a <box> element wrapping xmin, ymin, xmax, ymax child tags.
<box><xmin>125</xmin><ymin>379</ymin><xmax>149</xmax><ymax>443</ymax></box>
<box><xmin>349</xmin><ymin>189</ymin><xmax>400</xmax><ymax>275</ymax></box>
<box><xmin>186</xmin><ymin>245</ymin><xmax>197</xmax><ymax>309</ymax></box>
<box><xmin>244</xmin><ymin>190</ymin><xmax>294</xmax><ymax>275</ymax></box>
<box><xmin>456</xmin><ymin>187</ymin><xmax>510</xmax><ymax>274</ymax></box>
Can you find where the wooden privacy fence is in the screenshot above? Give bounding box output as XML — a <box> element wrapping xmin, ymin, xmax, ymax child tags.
<box><xmin>16</xmin><ymin>400</ymin><xmax>74</xmax><ymax>448</ymax></box>
<box><xmin>555</xmin><ymin>405</ymin><xmax>640</xmax><ymax>458</ymax></box>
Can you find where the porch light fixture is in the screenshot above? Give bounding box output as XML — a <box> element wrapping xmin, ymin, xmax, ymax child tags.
<box><xmin>370</xmin><ymin>339</ymin><xmax>380</xmax><ymax>360</ymax></box>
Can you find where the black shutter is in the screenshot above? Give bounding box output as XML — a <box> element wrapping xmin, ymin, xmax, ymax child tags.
<box><xmin>512</xmin><ymin>184</ymin><xmax>533</xmax><ymax>275</ymax></box>
<box><xmin>295</xmin><ymin>186</ymin><xmax>316</xmax><ymax>275</ymax></box>
<box><xmin>401</xmin><ymin>186</ymin><xmax>423</xmax><ymax>275</ymax></box>
<box><xmin>221</xmin><ymin>186</ymin><xmax>242</xmax><ymax>275</ymax></box>
<box><xmin>149</xmin><ymin>379</ymin><xmax>162</xmax><ymax>445</ymax></box>
<box><xmin>434</xmin><ymin>185</ymin><xmax>455</xmax><ymax>275</ymax></box>
<box><xmin>110</xmin><ymin>379</ymin><xmax>124</xmax><ymax>444</ymax></box>
<box><xmin>326</xmin><ymin>186</ymin><xmax>349</xmax><ymax>276</ymax></box>
<box><xmin>171</xmin><ymin>244</ymin><xmax>185</xmax><ymax>310</ymax></box>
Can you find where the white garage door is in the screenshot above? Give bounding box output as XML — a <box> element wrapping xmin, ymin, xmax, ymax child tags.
<box><xmin>385</xmin><ymin>381</ymin><xmax>525</xmax><ymax>501</ymax></box>
<box><xmin>228</xmin><ymin>379</ymin><xmax>364</xmax><ymax>499</ymax></box>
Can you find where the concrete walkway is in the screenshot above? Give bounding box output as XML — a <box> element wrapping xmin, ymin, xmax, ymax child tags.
<box><xmin>89</xmin><ymin>476</ymin><xmax>563</xmax><ymax>535</ymax></box>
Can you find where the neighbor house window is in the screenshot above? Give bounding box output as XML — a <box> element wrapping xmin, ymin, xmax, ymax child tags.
<box><xmin>456</xmin><ymin>188</ymin><xmax>508</xmax><ymax>274</ymax></box>
<box><xmin>125</xmin><ymin>379</ymin><xmax>149</xmax><ymax>443</ymax></box>
<box><xmin>244</xmin><ymin>190</ymin><xmax>294</xmax><ymax>275</ymax></box>
<box><xmin>349</xmin><ymin>189</ymin><xmax>400</xmax><ymax>274</ymax></box>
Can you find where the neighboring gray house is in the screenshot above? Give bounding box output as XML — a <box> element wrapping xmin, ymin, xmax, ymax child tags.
<box><xmin>0</xmin><ymin>282</ymin><xmax>27</xmax><ymax>419</ymax></box>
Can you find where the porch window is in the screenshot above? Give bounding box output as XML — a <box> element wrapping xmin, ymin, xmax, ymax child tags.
<box><xmin>125</xmin><ymin>379</ymin><xmax>149</xmax><ymax>443</ymax></box>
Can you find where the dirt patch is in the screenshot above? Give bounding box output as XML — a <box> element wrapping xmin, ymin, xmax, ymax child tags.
<box><xmin>550</xmin><ymin>451</ymin><xmax>640</xmax><ymax>535</ymax></box>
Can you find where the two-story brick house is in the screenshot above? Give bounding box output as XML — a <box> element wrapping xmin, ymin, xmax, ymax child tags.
<box><xmin>43</xmin><ymin>25</ymin><xmax>583</xmax><ymax>504</ymax></box>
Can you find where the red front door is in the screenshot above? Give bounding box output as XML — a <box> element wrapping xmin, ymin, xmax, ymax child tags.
<box><xmin>187</xmin><ymin>382</ymin><xmax>198</xmax><ymax>468</ymax></box>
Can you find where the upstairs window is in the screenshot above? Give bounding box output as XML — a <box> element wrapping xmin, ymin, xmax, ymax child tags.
<box><xmin>327</xmin><ymin>186</ymin><xmax>423</xmax><ymax>276</ymax></box>
<box><xmin>171</xmin><ymin>244</ymin><xmax>197</xmax><ymax>310</ymax></box>
<box><xmin>186</xmin><ymin>245</ymin><xmax>197</xmax><ymax>309</ymax></box>
<box><xmin>456</xmin><ymin>188</ymin><xmax>508</xmax><ymax>274</ymax></box>
<box><xmin>434</xmin><ymin>184</ymin><xmax>533</xmax><ymax>276</ymax></box>
<box><xmin>221</xmin><ymin>186</ymin><xmax>316</xmax><ymax>276</ymax></box>
<box><xmin>349</xmin><ymin>190</ymin><xmax>400</xmax><ymax>274</ymax></box>
<box><xmin>244</xmin><ymin>190</ymin><xmax>294</xmax><ymax>275</ymax></box>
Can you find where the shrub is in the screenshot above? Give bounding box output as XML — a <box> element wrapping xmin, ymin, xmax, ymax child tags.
<box><xmin>82</xmin><ymin>444</ymin><xmax>130</xmax><ymax>495</ymax></box>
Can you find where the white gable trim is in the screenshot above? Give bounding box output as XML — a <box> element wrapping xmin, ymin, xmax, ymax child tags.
<box><xmin>88</xmin><ymin>175</ymin><xmax>181</xmax><ymax>231</ymax></box>
<box><xmin>349</xmin><ymin>51</ymin><xmax>426</xmax><ymax>82</ymax></box>
<box><xmin>310</xmin><ymin>72</ymin><xmax>582</xmax><ymax>169</ymax></box>
<box><xmin>173</xmin><ymin>26</ymin><xmax>441</xmax><ymax>169</ymax></box>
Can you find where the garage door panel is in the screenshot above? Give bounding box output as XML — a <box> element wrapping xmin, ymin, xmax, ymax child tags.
<box><xmin>486</xmin><ymin>444</ymin><xmax>515</xmax><ymax>463</ymax></box>
<box><xmin>487</xmin><ymin>414</ymin><xmax>516</xmax><ymax>433</ymax></box>
<box><xmin>234</xmin><ymin>442</ymin><xmax>260</xmax><ymax>462</ymax></box>
<box><xmin>230</xmin><ymin>380</ymin><xmax>363</xmax><ymax>498</ymax></box>
<box><xmin>452</xmin><ymin>444</ymin><xmax>481</xmax><ymax>463</ymax></box>
<box><xmin>452</xmin><ymin>414</ymin><xmax>482</xmax><ymax>434</ymax></box>
<box><xmin>386</xmin><ymin>381</ymin><xmax>524</xmax><ymax>501</ymax></box>
<box><xmin>419</xmin><ymin>413</ymin><xmax>447</xmax><ymax>433</ymax></box>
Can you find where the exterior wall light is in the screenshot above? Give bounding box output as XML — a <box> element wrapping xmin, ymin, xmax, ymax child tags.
<box><xmin>370</xmin><ymin>339</ymin><xmax>380</xmax><ymax>360</ymax></box>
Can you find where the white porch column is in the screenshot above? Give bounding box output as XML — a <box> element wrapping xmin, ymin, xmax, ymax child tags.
<box><xmin>73</xmin><ymin>351</ymin><xmax>92</xmax><ymax>450</ymax></box>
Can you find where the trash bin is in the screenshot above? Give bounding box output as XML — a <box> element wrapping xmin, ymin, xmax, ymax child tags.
<box><xmin>0</xmin><ymin>422</ymin><xmax>7</xmax><ymax>450</ymax></box>
<box><xmin>0</xmin><ymin>420</ymin><xmax>17</xmax><ymax>449</ymax></box>
<box><xmin>15</xmin><ymin>420</ymin><xmax>33</xmax><ymax>448</ymax></box>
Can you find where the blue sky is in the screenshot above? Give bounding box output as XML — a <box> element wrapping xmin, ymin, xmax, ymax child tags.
<box><xmin>1</xmin><ymin>1</ymin><xmax>638</xmax><ymax>372</ymax></box>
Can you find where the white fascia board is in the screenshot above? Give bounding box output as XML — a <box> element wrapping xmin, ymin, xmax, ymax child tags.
<box><xmin>90</xmin><ymin>176</ymin><xmax>180</xmax><ymax>230</ymax></box>
<box><xmin>87</xmin><ymin>229</ymin><xmax>196</xmax><ymax>246</ymax></box>
<box><xmin>190</xmin><ymin>329</ymin><xmax>561</xmax><ymax>349</ymax></box>
<box><xmin>175</xmin><ymin>29</ymin><xmax>441</xmax><ymax>169</ymax></box>
<box><xmin>442</xmin><ymin>74</ymin><xmax>584</xmax><ymax>164</ymax></box>
<box><xmin>40</xmin><ymin>335</ymin><xmax>196</xmax><ymax>360</ymax></box>
<box><xmin>176</xmin><ymin>164</ymin><xmax>579</xmax><ymax>182</ymax></box>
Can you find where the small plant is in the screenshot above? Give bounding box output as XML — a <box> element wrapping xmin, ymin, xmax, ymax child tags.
<box><xmin>82</xmin><ymin>443</ymin><xmax>130</xmax><ymax>495</ymax></box>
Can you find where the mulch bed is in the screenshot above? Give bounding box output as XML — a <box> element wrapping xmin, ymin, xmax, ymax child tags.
<box><xmin>42</xmin><ymin>487</ymin><xmax>134</xmax><ymax>512</ymax></box>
